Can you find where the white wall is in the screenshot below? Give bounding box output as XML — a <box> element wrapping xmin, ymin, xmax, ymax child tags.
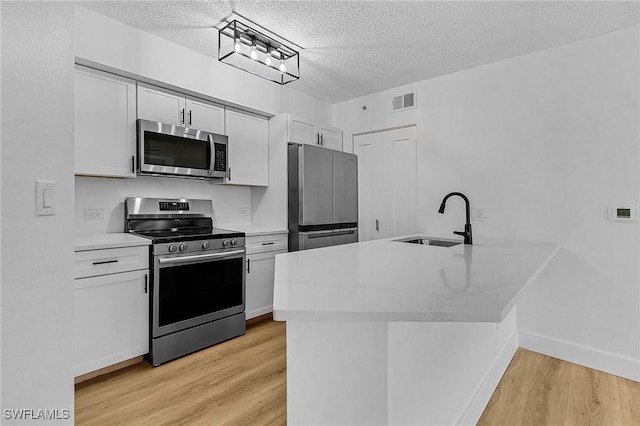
<box><xmin>1</xmin><ymin>2</ymin><xmax>75</xmax><ymax>423</ymax></box>
<box><xmin>333</xmin><ymin>26</ymin><xmax>640</xmax><ymax>381</ymax></box>
<box><xmin>73</xmin><ymin>6</ymin><xmax>332</xmax><ymax>232</ymax></box>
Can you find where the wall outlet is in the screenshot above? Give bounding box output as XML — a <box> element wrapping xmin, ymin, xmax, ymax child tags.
<box><xmin>239</xmin><ymin>206</ymin><xmax>249</xmax><ymax>217</ymax></box>
<box><xmin>471</xmin><ymin>207</ymin><xmax>486</xmax><ymax>222</ymax></box>
<box><xmin>84</xmin><ymin>208</ymin><xmax>104</xmax><ymax>220</ymax></box>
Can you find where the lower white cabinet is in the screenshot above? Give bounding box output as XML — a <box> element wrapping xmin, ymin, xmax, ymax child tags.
<box><xmin>245</xmin><ymin>232</ymin><xmax>288</xmax><ymax>319</ymax></box>
<box><xmin>73</xmin><ymin>246</ymin><xmax>149</xmax><ymax>377</ymax></box>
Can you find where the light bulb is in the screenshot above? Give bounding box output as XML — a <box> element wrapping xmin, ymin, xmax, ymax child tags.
<box><xmin>279</xmin><ymin>60</ymin><xmax>287</xmax><ymax>73</ymax></box>
<box><xmin>250</xmin><ymin>44</ymin><xmax>258</xmax><ymax>60</ymax></box>
<box><xmin>234</xmin><ymin>38</ymin><xmax>242</xmax><ymax>53</ymax></box>
<box><xmin>265</xmin><ymin>52</ymin><xmax>272</xmax><ymax>67</ymax></box>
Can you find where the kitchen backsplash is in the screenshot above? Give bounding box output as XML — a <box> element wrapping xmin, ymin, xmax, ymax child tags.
<box><xmin>75</xmin><ymin>176</ymin><xmax>252</xmax><ymax>235</ymax></box>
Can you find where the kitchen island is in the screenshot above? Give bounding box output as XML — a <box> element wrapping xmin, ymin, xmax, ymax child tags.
<box><xmin>273</xmin><ymin>235</ymin><xmax>560</xmax><ymax>425</ymax></box>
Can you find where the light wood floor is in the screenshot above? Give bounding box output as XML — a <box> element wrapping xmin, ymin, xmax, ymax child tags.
<box><xmin>76</xmin><ymin>320</ymin><xmax>640</xmax><ymax>425</ymax></box>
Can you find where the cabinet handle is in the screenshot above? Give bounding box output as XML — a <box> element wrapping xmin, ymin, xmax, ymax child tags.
<box><xmin>188</xmin><ymin>110</ymin><xmax>192</xmax><ymax>126</ymax></box>
<box><xmin>320</xmin><ymin>134</ymin><xmax>324</xmax><ymax>146</ymax></box>
<box><xmin>316</xmin><ymin>133</ymin><xmax>320</xmax><ymax>145</ymax></box>
<box><xmin>228</xmin><ymin>166</ymin><xmax>231</xmax><ymax>181</ymax></box>
<box><xmin>247</xmin><ymin>258</ymin><xmax>250</xmax><ymax>274</ymax></box>
<box><xmin>262</xmin><ymin>242</ymin><xmax>275</xmax><ymax>246</ymax></box>
<box><xmin>375</xmin><ymin>219</ymin><xmax>379</xmax><ymax>232</ymax></box>
<box><xmin>131</xmin><ymin>155</ymin><xmax>135</xmax><ymax>173</ymax></box>
<box><xmin>92</xmin><ymin>259</ymin><xmax>118</xmax><ymax>265</ymax></box>
<box><xmin>144</xmin><ymin>274</ymin><xmax>148</xmax><ymax>294</ymax></box>
<box><xmin>181</xmin><ymin>108</ymin><xmax>185</xmax><ymax>125</ymax></box>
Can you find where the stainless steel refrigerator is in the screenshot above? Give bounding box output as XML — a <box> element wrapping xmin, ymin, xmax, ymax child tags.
<box><xmin>288</xmin><ymin>143</ymin><xmax>358</xmax><ymax>251</ymax></box>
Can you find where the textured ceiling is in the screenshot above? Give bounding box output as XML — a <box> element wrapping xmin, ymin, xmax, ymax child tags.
<box><xmin>76</xmin><ymin>1</ymin><xmax>640</xmax><ymax>104</ymax></box>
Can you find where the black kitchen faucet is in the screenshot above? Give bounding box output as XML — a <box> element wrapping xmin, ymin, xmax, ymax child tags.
<box><xmin>438</xmin><ymin>192</ymin><xmax>473</xmax><ymax>245</ymax></box>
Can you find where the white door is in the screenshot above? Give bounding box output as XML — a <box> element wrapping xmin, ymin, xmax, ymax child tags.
<box><xmin>245</xmin><ymin>252</ymin><xmax>277</xmax><ymax>319</ymax></box>
<box><xmin>137</xmin><ymin>83</ymin><xmax>186</xmax><ymax>126</ymax></box>
<box><xmin>74</xmin><ymin>270</ymin><xmax>149</xmax><ymax>376</ymax></box>
<box><xmin>354</xmin><ymin>126</ymin><xmax>417</xmax><ymax>241</ymax></box>
<box><xmin>288</xmin><ymin>114</ymin><xmax>317</xmax><ymax>145</ymax></box>
<box><xmin>318</xmin><ymin>124</ymin><xmax>343</xmax><ymax>151</ymax></box>
<box><xmin>74</xmin><ymin>66</ymin><xmax>137</xmax><ymax>178</ymax></box>
<box><xmin>186</xmin><ymin>97</ymin><xmax>225</xmax><ymax>134</ymax></box>
<box><xmin>225</xmin><ymin>108</ymin><xmax>269</xmax><ymax>186</ymax></box>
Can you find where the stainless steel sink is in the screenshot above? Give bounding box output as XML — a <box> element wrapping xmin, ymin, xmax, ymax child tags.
<box><xmin>394</xmin><ymin>237</ymin><xmax>461</xmax><ymax>247</ymax></box>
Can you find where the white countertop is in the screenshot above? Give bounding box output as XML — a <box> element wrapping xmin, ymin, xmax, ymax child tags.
<box><xmin>223</xmin><ymin>224</ymin><xmax>288</xmax><ymax>237</ymax></box>
<box><xmin>273</xmin><ymin>234</ymin><xmax>560</xmax><ymax>323</ymax></box>
<box><xmin>74</xmin><ymin>233</ymin><xmax>151</xmax><ymax>251</ymax></box>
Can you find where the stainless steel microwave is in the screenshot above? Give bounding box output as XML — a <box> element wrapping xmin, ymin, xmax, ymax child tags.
<box><xmin>137</xmin><ymin>119</ymin><xmax>228</xmax><ymax>179</ymax></box>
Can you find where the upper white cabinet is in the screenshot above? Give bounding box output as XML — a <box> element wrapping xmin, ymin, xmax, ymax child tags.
<box><xmin>225</xmin><ymin>108</ymin><xmax>269</xmax><ymax>186</ymax></box>
<box><xmin>74</xmin><ymin>65</ymin><xmax>137</xmax><ymax>178</ymax></box>
<box><xmin>137</xmin><ymin>83</ymin><xmax>225</xmax><ymax>134</ymax></box>
<box><xmin>287</xmin><ymin>114</ymin><xmax>343</xmax><ymax>151</ymax></box>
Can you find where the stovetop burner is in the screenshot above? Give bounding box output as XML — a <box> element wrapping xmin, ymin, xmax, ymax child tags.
<box><xmin>132</xmin><ymin>227</ymin><xmax>244</xmax><ymax>244</ymax></box>
<box><xmin>124</xmin><ymin>197</ymin><xmax>244</xmax><ymax>245</ymax></box>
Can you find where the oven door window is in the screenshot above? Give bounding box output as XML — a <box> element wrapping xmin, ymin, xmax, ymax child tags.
<box><xmin>157</xmin><ymin>256</ymin><xmax>243</xmax><ymax>328</ymax></box>
<box><xmin>144</xmin><ymin>131</ymin><xmax>211</xmax><ymax>170</ymax></box>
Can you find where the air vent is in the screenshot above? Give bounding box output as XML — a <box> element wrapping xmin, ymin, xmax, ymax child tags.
<box><xmin>392</xmin><ymin>91</ymin><xmax>417</xmax><ymax>112</ymax></box>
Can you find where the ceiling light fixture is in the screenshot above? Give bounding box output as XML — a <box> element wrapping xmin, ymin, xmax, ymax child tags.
<box><xmin>218</xmin><ymin>20</ymin><xmax>300</xmax><ymax>85</ymax></box>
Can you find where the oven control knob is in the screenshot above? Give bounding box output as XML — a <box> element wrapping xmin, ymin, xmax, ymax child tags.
<box><xmin>231</xmin><ymin>239</ymin><xmax>237</xmax><ymax>246</ymax></box>
<box><xmin>168</xmin><ymin>244</ymin><xmax>178</xmax><ymax>253</ymax></box>
<box><xmin>223</xmin><ymin>239</ymin><xmax>230</xmax><ymax>247</ymax></box>
<box><xmin>179</xmin><ymin>243</ymin><xmax>188</xmax><ymax>252</ymax></box>
<box><xmin>202</xmin><ymin>241</ymin><xmax>210</xmax><ymax>249</ymax></box>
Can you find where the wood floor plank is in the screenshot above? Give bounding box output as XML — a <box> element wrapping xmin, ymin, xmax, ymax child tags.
<box><xmin>76</xmin><ymin>322</ymin><xmax>640</xmax><ymax>425</ymax></box>
<box><xmin>75</xmin><ymin>320</ymin><xmax>286</xmax><ymax>425</ymax></box>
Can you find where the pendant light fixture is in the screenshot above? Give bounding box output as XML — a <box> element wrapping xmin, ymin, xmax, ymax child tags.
<box><xmin>218</xmin><ymin>19</ymin><xmax>300</xmax><ymax>85</ymax></box>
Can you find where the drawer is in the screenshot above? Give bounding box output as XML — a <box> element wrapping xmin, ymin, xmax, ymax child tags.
<box><xmin>246</xmin><ymin>233</ymin><xmax>288</xmax><ymax>255</ymax></box>
<box><xmin>74</xmin><ymin>246</ymin><xmax>149</xmax><ymax>279</ymax></box>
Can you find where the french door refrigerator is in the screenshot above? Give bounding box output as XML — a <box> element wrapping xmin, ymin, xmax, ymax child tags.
<box><xmin>288</xmin><ymin>143</ymin><xmax>358</xmax><ymax>251</ymax></box>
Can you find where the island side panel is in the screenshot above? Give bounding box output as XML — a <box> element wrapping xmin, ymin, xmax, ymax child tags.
<box><xmin>286</xmin><ymin>321</ymin><xmax>389</xmax><ymax>425</ymax></box>
<box><xmin>387</xmin><ymin>308</ymin><xmax>518</xmax><ymax>425</ymax></box>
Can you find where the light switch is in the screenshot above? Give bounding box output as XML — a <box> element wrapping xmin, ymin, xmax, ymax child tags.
<box><xmin>36</xmin><ymin>180</ymin><xmax>56</xmax><ymax>216</ymax></box>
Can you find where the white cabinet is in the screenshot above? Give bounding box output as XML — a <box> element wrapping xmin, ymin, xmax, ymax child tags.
<box><xmin>74</xmin><ymin>65</ymin><xmax>137</xmax><ymax>178</ymax></box>
<box><xmin>137</xmin><ymin>83</ymin><xmax>225</xmax><ymax>134</ymax></box>
<box><xmin>287</xmin><ymin>114</ymin><xmax>343</xmax><ymax>151</ymax></box>
<box><xmin>354</xmin><ymin>126</ymin><xmax>417</xmax><ymax>241</ymax></box>
<box><xmin>245</xmin><ymin>232</ymin><xmax>288</xmax><ymax>319</ymax></box>
<box><xmin>73</xmin><ymin>245</ymin><xmax>149</xmax><ymax>377</ymax></box>
<box><xmin>225</xmin><ymin>108</ymin><xmax>269</xmax><ymax>186</ymax></box>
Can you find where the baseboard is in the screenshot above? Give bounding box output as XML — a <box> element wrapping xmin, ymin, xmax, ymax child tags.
<box><xmin>519</xmin><ymin>330</ymin><xmax>640</xmax><ymax>382</ymax></box>
<box><xmin>456</xmin><ymin>331</ymin><xmax>519</xmax><ymax>426</ymax></box>
<box><xmin>246</xmin><ymin>312</ymin><xmax>273</xmax><ymax>327</ymax></box>
<box><xmin>75</xmin><ymin>356</ymin><xmax>143</xmax><ymax>384</ymax></box>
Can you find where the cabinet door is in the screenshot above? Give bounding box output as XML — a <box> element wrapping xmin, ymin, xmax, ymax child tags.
<box><xmin>74</xmin><ymin>66</ymin><xmax>136</xmax><ymax>178</ymax></box>
<box><xmin>74</xmin><ymin>270</ymin><xmax>149</xmax><ymax>377</ymax></box>
<box><xmin>225</xmin><ymin>109</ymin><xmax>269</xmax><ymax>186</ymax></box>
<box><xmin>186</xmin><ymin>97</ymin><xmax>225</xmax><ymax>134</ymax></box>
<box><xmin>137</xmin><ymin>83</ymin><xmax>186</xmax><ymax>126</ymax></box>
<box><xmin>319</xmin><ymin>124</ymin><xmax>343</xmax><ymax>151</ymax></box>
<box><xmin>245</xmin><ymin>251</ymin><xmax>280</xmax><ymax>319</ymax></box>
<box><xmin>288</xmin><ymin>114</ymin><xmax>318</xmax><ymax>145</ymax></box>
<box><xmin>354</xmin><ymin>127</ymin><xmax>417</xmax><ymax>241</ymax></box>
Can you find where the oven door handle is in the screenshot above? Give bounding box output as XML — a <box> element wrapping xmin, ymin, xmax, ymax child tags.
<box><xmin>158</xmin><ymin>249</ymin><xmax>245</xmax><ymax>266</ymax></box>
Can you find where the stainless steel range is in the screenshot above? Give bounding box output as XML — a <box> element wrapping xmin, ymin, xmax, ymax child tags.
<box><xmin>125</xmin><ymin>197</ymin><xmax>246</xmax><ymax>366</ymax></box>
